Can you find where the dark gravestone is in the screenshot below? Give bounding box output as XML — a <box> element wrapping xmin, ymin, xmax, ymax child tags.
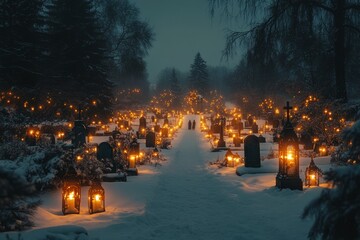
<box><xmin>211</xmin><ymin>118</ymin><xmax>221</xmax><ymax>134</ymax></box>
<box><xmin>300</xmin><ymin>133</ymin><xmax>313</xmax><ymax>150</ymax></box>
<box><xmin>146</xmin><ymin>132</ymin><xmax>156</xmax><ymax>147</ymax></box>
<box><xmin>112</xmin><ymin>130</ymin><xmax>121</xmax><ymax>140</ymax></box>
<box><xmin>163</xmin><ymin>118</ymin><xmax>169</xmax><ymax>126</ymax></box>
<box><xmin>25</xmin><ymin>135</ymin><xmax>37</xmax><ymax>146</ymax></box>
<box><xmin>72</xmin><ymin>120</ymin><xmax>87</xmax><ymax>148</ymax></box>
<box><xmin>97</xmin><ymin>142</ymin><xmax>114</xmax><ymax>161</ymax></box>
<box><xmin>217</xmin><ymin>117</ymin><xmax>226</xmax><ymax>148</ymax></box>
<box><xmin>258</xmin><ymin>135</ymin><xmax>266</xmax><ymax>143</ymax></box>
<box><xmin>139</xmin><ymin>117</ymin><xmax>146</xmax><ymax>130</ymax></box>
<box><xmin>244</xmin><ymin>135</ymin><xmax>261</xmax><ymax>168</ymax></box>
<box><xmin>161</xmin><ymin>128</ymin><xmax>169</xmax><ymax>138</ymax></box>
<box><xmin>138</xmin><ymin>117</ymin><xmax>147</xmax><ymax>139</ymax></box>
<box><xmin>251</xmin><ymin>123</ymin><xmax>259</xmax><ymax>134</ymax></box>
<box><xmin>154</xmin><ymin>124</ymin><xmax>161</xmax><ymax>133</ymax></box>
<box><xmin>231</xmin><ymin>118</ymin><xmax>239</xmax><ymax>130</ymax></box>
<box><xmin>247</xmin><ymin>116</ymin><xmax>254</xmax><ymax>126</ymax></box>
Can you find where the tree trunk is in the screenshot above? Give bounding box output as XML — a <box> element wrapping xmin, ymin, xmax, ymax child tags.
<box><xmin>334</xmin><ymin>0</ymin><xmax>347</xmax><ymax>102</ymax></box>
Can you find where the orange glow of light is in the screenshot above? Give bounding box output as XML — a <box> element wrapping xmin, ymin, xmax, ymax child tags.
<box><xmin>68</xmin><ymin>191</ymin><xmax>74</xmax><ymax>200</ymax></box>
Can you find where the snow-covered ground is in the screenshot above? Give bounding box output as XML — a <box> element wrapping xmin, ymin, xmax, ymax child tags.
<box><xmin>1</xmin><ymin>115</ymin><xmax>329</xmax><ymax>240</ymax></box>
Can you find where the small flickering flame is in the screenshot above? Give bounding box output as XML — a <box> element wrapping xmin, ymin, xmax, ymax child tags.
<box><xmin>68</xmin><ymin>191</ymin><xmax>74</xmax><ymax>200</ymax></box>
<box><xmin>310</xmin><ymin>174</ymin><xmax>316</xmax><ymax>180</ymax></box>
<box><xmin>95</xmin><ymin>194</ymin><xmax>101</xmax><ymax>201</ymax></box>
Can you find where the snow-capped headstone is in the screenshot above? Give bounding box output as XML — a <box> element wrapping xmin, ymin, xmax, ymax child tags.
<box><xmin>146</xmin><ymin>131</ymin><xmax>156</xmax><ymax>148</ymax></box>
<box><xmin>244</xmin><ymin>135</ymin><xmax>261</xmax><ymax>168</ymax></box>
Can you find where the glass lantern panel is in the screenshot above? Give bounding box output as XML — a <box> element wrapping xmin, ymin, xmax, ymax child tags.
<box><xmin>286</xmin><ymin>145</ymin><xmax>296</xmax><ymax>175</ymax></box>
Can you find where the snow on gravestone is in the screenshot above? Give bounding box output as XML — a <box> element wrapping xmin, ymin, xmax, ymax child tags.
<box><xmin>244</xmin><ymin>135</ymin><xmax>261</xmax><ymax>168</ymax></box>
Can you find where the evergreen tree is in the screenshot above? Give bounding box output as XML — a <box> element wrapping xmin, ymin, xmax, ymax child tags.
<box><xmin>170</xmin><ymin>69</ymin><xmax>181</xmax><ymax>96</ymax></box>
<box><xmin>0</xmin><ymin>0</ymin><xmax>45</xmax><ymax>91</ymax></box>
<box><xmin>188</xmin><ymin>53</ymin><xmax>209</xmax><ymax>96</ymax></box>
<box><xmin>0</xmin><ymin>168</ymin><xmax>40</xmax><ymax>231</ymax></box>
<box><xmin>46</xmin><ymin>0</ymin><xmax>113</xmax><ymax>118</ymax></box>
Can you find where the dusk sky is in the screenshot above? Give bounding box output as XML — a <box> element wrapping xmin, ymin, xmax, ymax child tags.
<box><xmin>130</xmin><ymin>0</ymin><xmax>240</xmax><ymax>85</ymax></box>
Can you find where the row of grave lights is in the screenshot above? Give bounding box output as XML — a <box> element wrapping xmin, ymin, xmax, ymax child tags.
<box><xmin>204</xmin><ymin>102</ymin><xmax>325</xmax><ymax>189</ymax></box>
<box><xmin>62</xmin><ymin>114</ymin><xmax>184</xmax><ymax>215</ymax></box>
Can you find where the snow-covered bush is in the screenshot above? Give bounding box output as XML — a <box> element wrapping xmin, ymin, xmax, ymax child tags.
<box><xmin>19</xmin><ymin>145</ymin><xmax>67</xmax><ymax>190</ymax></box>
<box><xmin>0</xmin><ymin>168</ymin><xmax>40</xmax><ymax>232</ymax></box>
<box><xmin>304</xmin><ymin>117</ymin><xmax>360</xmax><ymax>239</ymax></box>
<box><xmin>303</xmin><ymin>165</ymin><xmax>360</xmax><ymax>240</ymax></box>
<box><xmin>76</xmin><ymin>154</ymin><xmax>104</xmax><ymax>182</ymax></box>
<box><xmin>0</xmin><ymin>141</ymin><xmax>31</xmax><ymax>160</ymax></box>
<box><xmin>331</xmin><ymin>118</ymin><xmax>360</xmax><ymax>165</ymax></box>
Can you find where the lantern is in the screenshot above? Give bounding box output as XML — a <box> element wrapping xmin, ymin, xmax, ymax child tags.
<box><xmin>319</xmin><ymin>144</ymin><xmax>327</xmax><ymax>156</ymax></box>
<box><xmin>234</xmin><ymin>153</ymin><xmax>241</xmax><ymax>165</ymax></box>
<box><xmin>62</xmin><ymin>177</ymin><xmax>81</xmax><ymax>215</ymax></box>
<box><xmin>225</xmin><ymin>149</ymin><xmax>235</xmax><ymax>167</ymax></box>
<box><xmin>128</xmin><ymin>154</ymin><xmax>137</xmax><ymax>168</ymax></box>
<box><xmin>152</xmin><ymin>147</ymin><xmax>159</xmax><ymax>159</ymax></box>
<box><xmin>88</xmin><ymin>182</ymin><xmax>105</xmax><ymax>214</ymax></box>
<box><xmin>276</xmin><ymin>102</ymin><xmax>303</xmax><ymax>190</ymax></box>
<box><xmin>305</xmin><ymin>158</ymin><xmax>322</xmax><ymax>187</ymax></box>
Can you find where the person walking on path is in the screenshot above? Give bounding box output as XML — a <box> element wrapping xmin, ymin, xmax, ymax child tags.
<box><xmin>188</xmin><ymin>120</ymin><xmax>192</xmax><ymax>130</ymax></box>
<box><xmin>192</xmin><ymin>120</ymin><xmax>196</xmax><ymax>130</ymax></box>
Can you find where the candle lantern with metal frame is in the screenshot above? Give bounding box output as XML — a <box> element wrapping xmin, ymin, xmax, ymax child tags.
<box><xmin>275</xmin><ymin>102</ymin><xmax>303</xmax><ymax>190</ymax></box>
<box><xmin>62</xmin><ymin>173</ymin><xmax>81</xmax><ymax>215</ymax></box>
<box><xmin>305</xmin><ymin>157</ymin><xmax>322</xmax><ymax>187</ymax></box>
<box><xmin>88</xmin><ymin>181</ymin><xmax>105</xmax><ymax>214</ymax></box>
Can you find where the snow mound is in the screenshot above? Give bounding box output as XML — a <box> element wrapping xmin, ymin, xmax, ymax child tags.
<box><xmin>236</xmin><ymin>159</ymin><xmax>278</xmax><ymax>176</ymax></box>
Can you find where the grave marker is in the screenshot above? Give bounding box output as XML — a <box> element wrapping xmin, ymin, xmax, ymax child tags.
<box><xmin>244</xmin><ymin>135</ymin><xmax>261</xmax><ymax>168</ymax></box>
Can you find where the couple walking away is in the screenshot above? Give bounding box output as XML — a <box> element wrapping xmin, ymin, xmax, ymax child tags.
<box><xmin>188</xmin><ymin>120</ymin><xmax>196</xmax><ymax>130</ymax></box>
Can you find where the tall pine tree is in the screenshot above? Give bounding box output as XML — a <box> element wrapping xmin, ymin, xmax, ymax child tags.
<box><xmin>0</xmin><ymin>0</ymin><xmax>44</xmax><ymax>91</ymax></box>
<box><xmin>46</xmin><ymin>0</ymin><xmax>113</xmax><ymax>118</ymax></box>
<box><xmin>188</xmin><ymin>52</ymin><xmax>209</xmax><ymax>96</ymax></box>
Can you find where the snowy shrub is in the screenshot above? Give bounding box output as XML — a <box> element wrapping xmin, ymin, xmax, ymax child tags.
<box><xmin>304</xmin><ymin>117</ymin><xmax>360</xmax><ymax>239</ymax></box>
<box><xmin>0</xmin><ymin>168</ymin><xmax>40</xmax><ymax>232</ymax></box>
<box><xmin>331</xmin><ymin>119</ymin><xmax>360</xmax><ymax>165</ymax></box>
<box><xmin>76</xmin><ymin>154</ymin><xmax>104</xmax><ymax>182</ymax></box>
<box><xmin>303</xmin><ymin>165</ymin><xmax>360</xmax><ymax>240</ymax></box>
<box><xmin>0</xmin><ymin>141</ymin><xmax>31</xmax><ymax>161</ymax></box>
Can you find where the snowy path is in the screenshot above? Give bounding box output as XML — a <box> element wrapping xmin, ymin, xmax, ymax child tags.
<box><xmin>1</xmin><ymin>115</ymin><xmax>318</xmax><ymax>240</ymax></box>
<box><xmin>89</xmin><ymin>115</ymin><xmax>314</xmax><ymax>240</ymax></box>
